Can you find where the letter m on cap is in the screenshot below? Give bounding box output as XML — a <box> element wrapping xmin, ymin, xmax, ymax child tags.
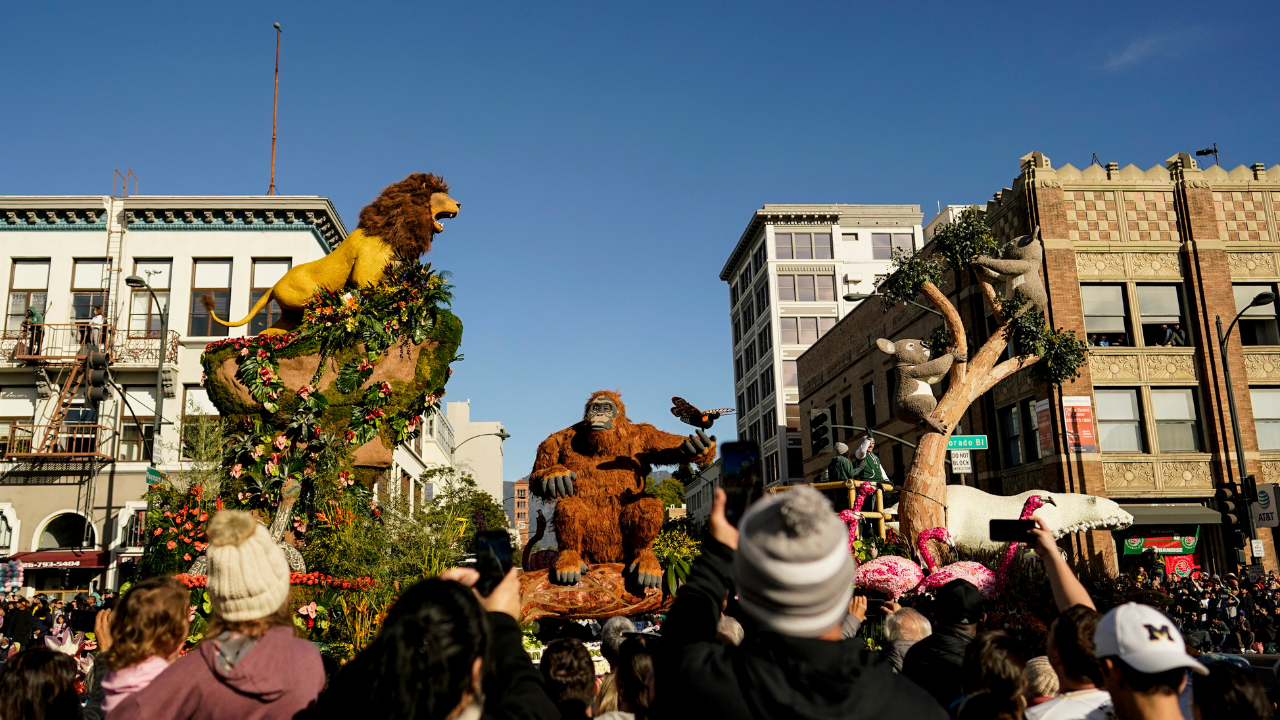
<box><xmin>1144</xmin><ymin>624</ymin><xmax>1172</xmax><ymax>641</ymax></box>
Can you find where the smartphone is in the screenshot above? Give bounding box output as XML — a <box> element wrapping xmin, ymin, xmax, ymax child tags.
<box><xmin>474</xmin><ymin>530</ymin><xmax>514</xmax><ymax>597</ymax></box>
<box><xmin>720</xmin><ymin>441</ymin><xmax>762</xmax><ymax>527</ymax></box>
<box><xmin>865</xmin><ymin>598</ymin><xmax>886</xmax><ymax>616</ymax></box>
<box><xmin>989</xmin><ymin>519</ymin><xmax>1037</xmax><ymax>542</ymax></box>
<box><xmin>69</xmin><ymin>609</ymin><xmax>100</xmax><ymax>634</ymax></box>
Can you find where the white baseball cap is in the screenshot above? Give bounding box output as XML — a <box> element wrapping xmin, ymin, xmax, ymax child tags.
<box><xmin>1094</xmin><ymin>603</ymin><xmax>1207</xmax><ymax>676</ymax></box>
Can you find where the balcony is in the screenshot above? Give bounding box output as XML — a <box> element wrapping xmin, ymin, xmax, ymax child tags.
<box><xmin>113</xmin><ymin>329</ymin><xmax>180</xmax><ymax>365</ymax></box>
<box><xmin>3</xmin><ymin>424</ymin><xmax>115</xmax><ymax>460</ymax></box>
<box><xmin>3</xmin><ymin>324</ymin><xmax>115</xmax><ymax>363</ymax></box>
<box><xmin>2</xmin><ymin>325</ymin><xmax>179</xmax><ymax>366</ymax></box>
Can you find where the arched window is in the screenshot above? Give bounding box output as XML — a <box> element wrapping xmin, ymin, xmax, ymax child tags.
<box><xmin>0</xmin><ymin>513</ymin><xmax>11</xmax><ymax>549</ymax></box>
<box><xmin>39</xmin><ymin>513</ymin><xmax>95</xmax><ymax>549</ymax></box>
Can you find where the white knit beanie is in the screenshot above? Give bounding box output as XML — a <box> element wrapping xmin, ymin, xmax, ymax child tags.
<box><xmin>205</xmin><ymin>510</ymin><xmax>291</xmax><ymax>622</ymax></box>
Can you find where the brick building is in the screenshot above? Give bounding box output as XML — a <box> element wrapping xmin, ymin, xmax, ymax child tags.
<box><xmin>796</xmin><ymin>151</ymin><xmax>1280</xmax><ymax>575</ymax></box>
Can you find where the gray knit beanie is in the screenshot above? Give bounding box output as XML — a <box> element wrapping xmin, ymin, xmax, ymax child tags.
<box><xmin>732</xmin><ymin>485</ymin><xmax>854</xmax><ymax>637</ymax></box>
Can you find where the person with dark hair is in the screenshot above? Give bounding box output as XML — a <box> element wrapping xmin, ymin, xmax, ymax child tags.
<box><xmin>0</xmin><ymin>647</ymin><xmax>81</xmax><ymax>720</ymax></box>
<box><xmin>1027</xmin><ymin>605</ymin><xmax>1110</xmax><ymax>720</ymax></box>
<box><xmin>954</xmin><ymin>631</ymin><xmax>1027</xmax><ymax>719</ymax></box>
<box><xmin>1094</xmin><ymin>603</ymin><xmax>1207</xmax><ymax>720</ymax></box>
<box><xmin>541</xmin><ymin>638</ymin><xmax>596</xmax><ymax>719</ymax></box>
<box><xmin>1192</xmin><ymin>661</ymin><xmax>1269</xmax><ymax>720</ymax></box>
<box><xmin>658</xmin><ymin>486</ymin><xmax>945</xmax><ymax>720</ymax></box>
<box><xmin>598</xmin><ymin>635</ymin><xmax>656</xmax><ymax>720</ymax></box>
<box><xmin>595</xmin><ymin>616</ymin><xmax>633</xmax><ymax>715</ymax></box>
<box><xmin>902</xmin><ymin>579</ymin><xmax>985</xmax><ymax>707</ymax></box>
<box><xmin>111</xmin><ymin>510</ymin><xmax>325</xmax><ymax>720</ymax></box>
<box><xmin>318</xmin><ymin>564</ymin><xmax>557</xmax><ymax>720</ymax></box>
<box><xmin>7</xmin><ymin>597</ymin><xmax>34</xmax><ymax>646</ymax></box>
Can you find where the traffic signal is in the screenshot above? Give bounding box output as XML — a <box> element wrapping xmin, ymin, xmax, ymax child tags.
<box><xmin>1215</xmin><ymin>482</ymin><xmax>1248</xmax><ymax>549</ymax></box>
<box><xmin>86</xmin><ymin>352</ymin><xmax>111</xmax><ymax>404</ymax></box>
<box><xmin>810</xmin><ymin>409</ymin><xmax>832</xmax><ymax>456</ymax></box>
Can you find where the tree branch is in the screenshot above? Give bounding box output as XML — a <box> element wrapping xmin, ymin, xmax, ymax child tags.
<box><xmin>977</xmin><ymin>277</ymin><xmax>1005</xmax><ymax>325</ymax></box>
<box><xmin>971</xmin><ymin>354</ymin><xmax>1040</xmax><ymax>401</ymax></box>
<box><xmin>921</xmin><ymin>281</ymin><xmax>966</xmax><ymax>384</ymax></box>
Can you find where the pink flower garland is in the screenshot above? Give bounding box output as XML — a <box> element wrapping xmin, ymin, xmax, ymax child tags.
<box><xmin>836</xmin><ymin>483</ymin><xmax>878</xmax><ymax>552</ymax></box>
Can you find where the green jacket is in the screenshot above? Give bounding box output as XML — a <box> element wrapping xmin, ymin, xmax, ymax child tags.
<box><xmin>25</xmin><ymin>306</ymin><xmax>43</xmax><ymax>324</ymax></box>
<box><xmin>853</xmin><ymin>452</ymin><xmax>886</xmax><ymax>484</ymax></box>
<box><xmin>827</xmin><ymin>454</ymin><xmax>857</xmax><ymax>482</ymax></box>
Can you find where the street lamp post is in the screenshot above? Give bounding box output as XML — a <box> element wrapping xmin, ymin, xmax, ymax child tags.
<box><xmin>844</xmin><ymin>291</ymin><xmax>943</xmax><ymax>318</ymax></box>
<box><xmin>1217</xmin><ymin>290</ymin><xmax>1277</xmax><ymax>568</ymax></box>
<box><xmin>125</xmin><ymin>275</ymin><xmax>169</xmax><ymax>468</ymax></box>
<box><xmin>454</xmin><ymin>430</ymin><xmax>511</xmax><ymax>452</ymax></box>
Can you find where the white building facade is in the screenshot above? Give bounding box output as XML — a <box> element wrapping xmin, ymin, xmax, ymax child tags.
<box><xmin>720</xmin><ymin>204</ymin><xmax>923</xmax><ymax>485</ymax></box>
<box><xmin>446</xmin><ymin>400</ymin><xmax>506</xmax><ymax>504</ymax></box>
<box><xmin>0</xmin><ymin>194</ymin><xmax>458</xmax><ymax>596</ymax></box>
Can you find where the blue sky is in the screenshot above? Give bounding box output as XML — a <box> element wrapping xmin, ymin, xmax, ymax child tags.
<box><xmin>3</xmin><ymin>1</ymin><xmax>1277</xmax><ymax>481</ymax></box>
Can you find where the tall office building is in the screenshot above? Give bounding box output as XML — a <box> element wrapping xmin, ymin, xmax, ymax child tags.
<box><xmin>720</xmin><ymin>204</ymin><xmax>923</xmax><ymax>485</ymax></box>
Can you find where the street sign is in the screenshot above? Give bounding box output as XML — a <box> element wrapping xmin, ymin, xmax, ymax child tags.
<box><xmin>950</xmin><ymin>450</ymin><xmax>972</xmax><ymax>474</ymax></box>
<box><xmin>1252</xmin><ymin>539</ymin><xmax>1266</xmax><ymax>559</ymax></box>
<box><xmin>947</xmin><ymin>435</ymin><xmax>988</xmax><ymax>450</ymax></box>
<box><xmin>1253</xmin><ymin>483</ymin><xmax>1279</xmax><ymax>528</ymax></box>
<box><xmin>145</xmin><ymin>467</ymin><xmax>167</xmax><ymax>486</ymax></box>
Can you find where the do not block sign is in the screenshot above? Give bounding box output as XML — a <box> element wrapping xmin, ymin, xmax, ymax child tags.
<box><xmin>951</xmin><ymin>450</ymin><xmax>972</xmax><ymax>474</ymax></box>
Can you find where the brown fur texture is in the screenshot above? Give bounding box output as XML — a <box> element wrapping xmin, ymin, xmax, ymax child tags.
<box><xmin>356</xmin><ymin>173</ymin><xmax>450</xmax><ymax>259</ymax></box>
<box><xmin>530</xmin><ymin>391</ymin><xmax>715</xmax><ymax>583</ymax></box>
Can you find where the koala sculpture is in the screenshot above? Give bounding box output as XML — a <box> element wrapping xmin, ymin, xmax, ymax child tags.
<box><xmin>971</xmin><ymin>227</ymin><xmax>1047</xmax><ymax>314</ymax></box>
<box><xmin>876</xmin><ymin>337</ymin><xmax>964</xmax><ymax>434</ymax></box>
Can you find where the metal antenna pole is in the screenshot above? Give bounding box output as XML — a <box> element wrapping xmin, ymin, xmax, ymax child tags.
<box><xmin>268</xmin><ymin>23</ymin><xmax>282</xmax><ymax>195</ymax></box>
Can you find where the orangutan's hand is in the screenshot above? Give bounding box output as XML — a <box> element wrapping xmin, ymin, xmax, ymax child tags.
<box><xmin>681</xmin><ymin>430</ymin><xmax>715</xmax><ymax>460</ymax></box>
<box><xmin>542</xmin><ymin>471</ymin><xmax>577</xmax><ymax>499</ymax></box>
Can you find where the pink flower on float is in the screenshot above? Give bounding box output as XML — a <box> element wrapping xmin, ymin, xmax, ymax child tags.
<box><xmin>378</xmin><ymin>382</ymin><xmax>392</xmax><ymax>397</ymax></box>
<box><xmin>250</xmin><ymin>446</ymin><xmax>264</xmax><ymax>459</ymax></box>
<box><xmin>298</xmin><ymin>384</ymin><xmax>313</xmax><ymax>399</ymax></box>
<box><xmin>345</xmin><ymin>430</ymin><xmax>356</xmax><ymax>443</ymax></box>
<box><xmin>298</xmin><ymin>602</ymin><xmax>317</xmax><ymax>618</ymax></box>
<box><xmin>274</xmin><ymin>435</ymin><xmax>288</xmax><ymax>450</ymax></box>
<box><xmin>240</xmin><ymin>347</ymin><xmax>249</xmax><ymax>357</ymax></box>
<box><xmin>257</xmin><ymin>349</ymin><xmax>269</xmax><ymax>359</ymax></box>
<box><xmin>230</xmin><ymin>464</ymin><xmax>243</xmax><ymax>479</ymax></box>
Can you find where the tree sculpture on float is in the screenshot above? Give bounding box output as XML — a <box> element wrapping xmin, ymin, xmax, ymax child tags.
<box><xmin>530</xmin><ymin>391</ymin><xmax>716</xmax><ymax>589</ymax></box>
<box><xmin>877</xmin><ymin>209</ymin><xmax>1088</xmax><ymax>549</ymax></box>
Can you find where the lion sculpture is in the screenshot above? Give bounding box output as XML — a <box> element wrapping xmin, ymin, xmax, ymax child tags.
<box><xmin>208</xmin><ymin>173</ymin><xmax>460</xmax><ymax>334</ymax></box>
<box><xmin>531</xmin><ymin>391</ymin><xmax>716</xmax><ymax>589</ymax></box>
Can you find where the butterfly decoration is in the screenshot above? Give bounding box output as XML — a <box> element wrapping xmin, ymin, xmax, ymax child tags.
<box><xmin>670</xmin><ymin>397</ymin><xmax>735</xmax><ymax>430</ymax></box>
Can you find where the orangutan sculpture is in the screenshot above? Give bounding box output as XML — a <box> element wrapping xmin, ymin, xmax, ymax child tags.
<box><xmin>208</xmin><ymin>173</ymin><xmax>460</xmax><ymax>334</ymax></box>
<box><xmin>531</xmin><ymin>391</ymin><xmax>716</xmax><ymax>588</ymax></box>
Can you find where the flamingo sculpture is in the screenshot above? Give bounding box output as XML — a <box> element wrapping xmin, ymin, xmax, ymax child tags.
<box><xmin>837</xmin><ymin>482</ymin><xmax>879</xmax><ymax>552</ymax></box>
<box><xmin>917</xmin><ymin>494</ymin><xmax>1055</xmax><ymax>598</ymax></box>
<box><xmin>853</xmin><ymin>515</ymin><xmax>938</xmax><ymax>601</ymax></box>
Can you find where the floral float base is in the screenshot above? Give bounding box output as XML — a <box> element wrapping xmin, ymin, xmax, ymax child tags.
<box><xmin>519</xmin><ymin>564</ymin><xmax>672</xmax><ymax>620</ymax></box>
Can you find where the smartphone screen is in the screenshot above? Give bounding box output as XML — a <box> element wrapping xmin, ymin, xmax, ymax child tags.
<box><xmin>989</xmin><ymin>519</ymin><xmax>1037</xmax><ymax>542</ymax></box>
<box><xmin>720</xmin><ymin>441</ymin><xmax>762</xmax><ymax>527</ymax></box>
<box><xmin>474</xmin><ymin>530</ymin><xmax>514</xmax><ymax>597</ymax></box>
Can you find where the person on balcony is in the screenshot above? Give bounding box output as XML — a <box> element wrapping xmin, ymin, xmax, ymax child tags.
<box><xmin>21</xmin><ymin>306</ymin><xmax>43</xmax><ymax>356</ymax></box>
<box><xmin>88</xmin><ymin>306</ymin><xmax>105</xmax><ymax>349</ymax></box>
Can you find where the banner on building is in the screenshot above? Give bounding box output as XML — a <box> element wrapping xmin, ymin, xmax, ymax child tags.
<box><xmin>1036</xmin><ymin>399</ymin><xmax>1053</xmax><ymax>457</ymax></box>
<box><xmin>1062</xmin><ymin>396</ymin><xmax>1097</xmax><ymax>453</ymax></box>
<box><xmin>1123</xmin><ymin>527</ymin><xmax>1199</xmax><ymax>555</ymax></box>
<box><xmin>1253</xmin><ymin>483</ymin><xmax>1279</xmax><ymax>529</ymax></box>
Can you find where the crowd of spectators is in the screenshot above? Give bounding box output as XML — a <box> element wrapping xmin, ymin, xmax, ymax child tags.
<box><xmin>0</xmin><ymin>490</ymin><xmax>1277</xmax><ymax>720</ymax></box>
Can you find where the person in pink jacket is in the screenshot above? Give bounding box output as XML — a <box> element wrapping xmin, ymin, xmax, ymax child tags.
<box><xmin>110</xmin><ymin>511</ymin><xmax>323</xmax><ymax>720</ymax></box>
<box><xmin>92</xmin><ymin>576</ymin><xmax>191</xmax><ymax>713</ymax></box>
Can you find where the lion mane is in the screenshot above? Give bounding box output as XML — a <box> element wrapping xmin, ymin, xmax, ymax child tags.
<box><xmin>357</xmin><ymin>173</ymin><xmax>450</xmax><ymax>258</ymax></box>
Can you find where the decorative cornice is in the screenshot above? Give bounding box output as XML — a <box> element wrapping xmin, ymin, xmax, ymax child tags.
<box><xmin>2</xmin><ymin>207</ymin><xmax>107</xmax><ymax>229</ymax></box>
<box><xmin>124</xmin><ymin>209</ymin><xmax>341</xmax><ymax>249</ymax></box>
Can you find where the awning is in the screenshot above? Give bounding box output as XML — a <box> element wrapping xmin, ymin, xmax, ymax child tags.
<box><xmin>1121</xmin><ymin>504</ymin><xmax>1222</xmax><ymax>526</ymax></box>
<box><xmin>6</xmin><ymin>550</ymin><xmax>111</xmax><ymax>569</ymax></box>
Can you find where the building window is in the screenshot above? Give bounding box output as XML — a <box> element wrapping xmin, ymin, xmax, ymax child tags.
<box><xmin>871</xmin><ymin>233</ymin><xmax>914</xmax><ymax>260</ymax></box>
<box><xmin>737</xmin><ymin>393</ymin><xmax>745</xmax><ymax>416</ymax></box>
<box><xmin>1096</xmin><ymin>389</ymin><xmax>1144</xmax><ymax>452</ymax></box>
<box><xmin>764</xmin><ymin>452</ymin><xmax>779</xmax><ymax>484</ymax></box>
<box><xmin>759</xmin><ymin>364</ymin><xmax>774</xmax><ymax>398</ymax></box>
<box><xmin>190</xmin><ymin>259</ymin><xmax>232</xmax><ymax>337</ymax></box>
<box><xmin>732</xmin><ymin>315</ymin><xmax>742</xmax><ymax>345</ymax></box>
<box><xmin>0</xmin><ymin>386</ymin><xmax>38</xmax><ymax>456</ymax></box>
<box><xmin>775</xmin><ymin>233</ymin><xmax>832</xmax><ymax>260</ymax></box>
<box><xmin>762</xmin><ymin>408</ymin><xmax>777</xmax><ymax>440</ymax></box>
<box><xmin>756</xmin><ymin>284</ymin><xmax>769</xmax><ymax>316</ymax></box>
<box><xmin>786</xmin><ymin>446</ymin><xmax>804</xmax><ymax>478</ymax></box>
<box><xmin>840</xmin><ymin>395</ymin><xmax>853</xmax><ymax>442</ymax></box>
<box><xmin>782</xmin><ymin>361</ymin><xmax>798</xmax><ymax>388</ymax></box>
<box><xmin>753</xmin><ymin>243</ymin><xmax>768</xmax><ymax>274</ymax></box>
<box><xmin>129</xmin><ymin>260</ymin><xmax>171</xmax><ymax>335</ymax></box>
<box><xmin>863</xmin><ymin>381</ymin><xmax>876</xmax><ymax>426</ymax></box>
<box><xmin>777</xmin><ymin>275</ymin><xmax>835</xmax><ymax>302</ymax></box>
<box><xmin>1082</xmin><ymin>284</ymin><xmax>1131</xmax><ymax>347</ymax></box>
<box><xmin>780</xmin><ymin>317</ymin><xmax>836</xmax><ymax>344</ymax></box>
<box><xmin>70</xmin><ymin>259</ymin><xmax>110</xmax><ymax>333</ymax></box>
<box><xmin>1235</xmin><ymin>284</ymin><xmax>1280</xmax><ymax>346</ymax></box>
<box><xmin>1135</xmin><ymin>285</ymin><xmax>1190</xmax><ymax>347</ymax></box>
<box><xmin>744</xmin><ymin>342</ymin><xmax>758</xmax><ymax>371</ymax></box>
<box><xmin>250</xmin><ymin>260</ymin><xmax>291</xmax><ymax>335</ymax></box>
<box><xmin>998</xmin><ymin>401</ymin><xmax>1039</xmax><ymax>468</ymax></box>
<box><xmin>1252</xmin><ymin>387</ymin><xmax>1280</xmax><ymax>450</ymax></box>
<box><xmin>118</xmin><ymin>387</ymin><xmax>157</xmax><ymax>461</ymax></box>
<box><xmin>1151</xmin><ymin>388</ymin><xmax>1202</xmax><ymax>452</ymax></box>
<box><xmin>741</xmin><ymin>296</ymin><xmax>756</xmax><ymax>328</ymax></box>
<box><xmin>746</xmin><ymin>380</ymin><xmax>759</xmax><ymax>410</ymax></box>
<box><xmin>7</xmin><ymin>259</ymin><xmax>50</xmax><ymax>332</ymax></box>
<box><xmin>756</xmin><ymin>323</ymin><xmax>772</xmax><ymax>357</ymax></box>
<box><xmin>734</xmin><ymin>355</ymin><xmax>744</xmax><ymax>382</ymax></box>
<box><xmin>181</xmin><ymin>385</ymin><xmax>219</xmax><ymax>460</ymax></box>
